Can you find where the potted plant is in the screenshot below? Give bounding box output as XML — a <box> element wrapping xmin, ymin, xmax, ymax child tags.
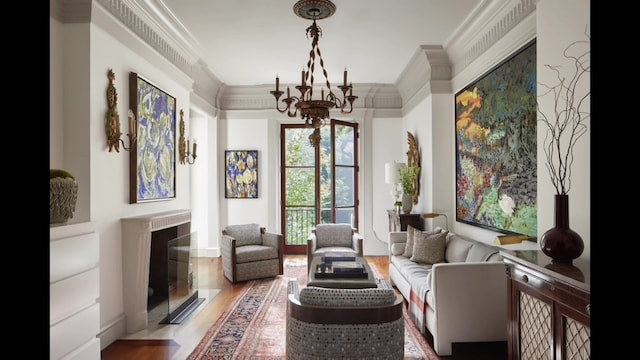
<box><xmin>398</xmin><ymin>165</ymin><xmax>420</xmax><ymax>213</ymax></box>
<box><xmin>50</xmin><ymin>169</ymin><xmax>78</xmax><ymax>224</ymax></box>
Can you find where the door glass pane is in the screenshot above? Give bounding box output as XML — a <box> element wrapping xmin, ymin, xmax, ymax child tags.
<box><xmin>285</xmin><ymin>168</ymin><xmax>316</xmax><ymax>205</ymax></box>
<box><xmin>335</xmin><ymin>167</ymin><xmax>354</xmax><ymax>206</ymax></box>
<box><xmin>336</xmin><ymin>208</ymin><xmax>355</xmax><ymax>226</ymax></box>
<box><xmin>335</xmin><ymin>125</ymin><xmax>355</xmax><ymax>166</ymax></box>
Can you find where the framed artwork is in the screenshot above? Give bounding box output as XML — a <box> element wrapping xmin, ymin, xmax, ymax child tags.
<box><xmin>129</xmin><ymin>72</ymin><xmax>176</xmax><ymax>203</ymax></box>
<box><xmin>454</xmin><ymin>40</ymin><xmax>537</xmax><ymax>237</ymax></box>
<box><xmin>225</xmin><ymin>150</ymin><xmax>258</xmax><ymax>198</ymax></box>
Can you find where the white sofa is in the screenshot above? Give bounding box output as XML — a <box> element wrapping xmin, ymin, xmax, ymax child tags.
<box><xmin>388</xmin><ymin>228</ymin><xmax>507</xmax><ymax>356</ymax></box>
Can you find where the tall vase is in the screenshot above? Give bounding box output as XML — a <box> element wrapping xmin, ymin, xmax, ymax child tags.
<box><xmin>539</xmin><ymin>194</ymin><xmax>584</xmax><ymax>264</ymax></box>
<box><xmin>402</xmin><ymin>193</ymin><xmax>413</xmax><ymax>214</ymax></box>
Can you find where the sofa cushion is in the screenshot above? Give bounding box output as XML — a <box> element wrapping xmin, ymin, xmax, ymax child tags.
<box><xmin>445</xmin><ymin>235</ymin><xmax>474</xmax><ymax>263</ymax></box>
<box><xmin>465</xmin><ymin>242</ymin><xmax>501</xmax><ymax>262</ymax></box>
<box><xmin>299</xmin><ymin>280</ymin><xmax>397</xmax><ymax>306</ymax></box>
<box><xmin>224</xmin><ymin>223</ymin><xmax>263</xmax><ymax>246</ymax></box>
<box><xmin>235</xmin><ymin>244</ymin><xmax>279</xmax><ymax>263</ymax></box>
<box><xmin>410</xmin><ymin>231</ymin><xmax>448</xmax><ymax>264</ymax></box>
<box><xmin>391</xmin><ymin>242</ymin><xmax>405</xmax><ymax>256</ymax></box>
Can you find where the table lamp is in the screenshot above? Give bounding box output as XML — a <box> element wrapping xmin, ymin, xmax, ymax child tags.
<box><xmin>385</xmin><ymin>162</ymin><xmax>401</xmax><ymax>210</ymax></box>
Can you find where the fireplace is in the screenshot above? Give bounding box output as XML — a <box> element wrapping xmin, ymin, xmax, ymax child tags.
<box><xmin>121</xmin><ymin>210</ymin><xmax>192</xmax><ymax>333</ymax></box>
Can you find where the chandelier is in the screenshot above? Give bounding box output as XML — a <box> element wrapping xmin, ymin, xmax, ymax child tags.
<box><xmin>270</xmin><ymin>0</ymin><xmax>357</xmax><ymax>147</ymax></box>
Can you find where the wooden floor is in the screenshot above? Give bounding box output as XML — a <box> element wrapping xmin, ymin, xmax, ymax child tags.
<box><xmin>101</xmin><ymin>255</ymin><xmax>507</xmax><ymax>360</ymax></box>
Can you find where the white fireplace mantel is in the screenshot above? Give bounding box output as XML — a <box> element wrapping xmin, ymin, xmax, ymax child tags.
<box><xmin>121</xmin><ymin>209</ymin><xmax>191</xmax><ymax>333</ymax></box>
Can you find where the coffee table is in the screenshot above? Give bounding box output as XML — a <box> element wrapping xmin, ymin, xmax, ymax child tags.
<box><xmin>307</xmin><ymin>255</ymin><xmax>378</xmax><ymax>289</ymax></box>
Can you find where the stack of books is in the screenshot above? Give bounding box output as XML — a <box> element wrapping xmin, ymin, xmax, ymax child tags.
<box><xmin>331</xmin><ymin>261</ymin><xmax>365</xmax><ymax>273</ymax></box>
<box><xmin>321</xmin><ymin>252</ymin><xmax>356</xmax><ymax>263</ymax></box>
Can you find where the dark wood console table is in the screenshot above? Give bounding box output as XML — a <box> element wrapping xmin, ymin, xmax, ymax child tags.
<box><xmin>501</xmin><ymin>250</ymin><xmax>590</xmax><ymax>360</ymax></box>
<box><xmin>387</xmin><ymin>210</ymin><xmax>424</xmax><ymax>231</ymax></box>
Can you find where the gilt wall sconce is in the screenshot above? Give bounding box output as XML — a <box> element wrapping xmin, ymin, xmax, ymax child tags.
<box><xmin>178</xmin><ymin>109</ymin><xmax>197</xmax><ymax>165</ymax></box>
<box><xmin>105</xmin><ymin>69</ymin><xmax>137</xmax><ymax>152</ymax></box>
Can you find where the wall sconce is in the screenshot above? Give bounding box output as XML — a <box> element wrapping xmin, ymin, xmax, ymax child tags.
<box><xmin>105</xmin><ymin>69</ymin><xmax>137</xmax><ymax>152</ymax></box>
<box><xmin>423</xmin><ymin>213</ymin><xmax>448</xmax><ymax>231</ymax></box>
<box><xmin>385</xmin><ymin>162</ymin><xmax>402</xmax><ymax>211</ymax></box>
<box><xmin>178</xmin><ymin>109</ymin><xmax>197</xmax><ymax>164</ymax></box>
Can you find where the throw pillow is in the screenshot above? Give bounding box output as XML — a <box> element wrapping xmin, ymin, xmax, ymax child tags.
<box><xmin>402</xmin><ymin>226</ymin><xmax>442</xmax><ymax>258</ymax></box>
<box><xmin>410</xmin><ymin>231</ymin><xmax>448</xmax><ymax>264</ymax></box>
<box><xmin>402</xmin><ymin>225</ymin><xmax>418</xmax><ymax>257</ymax></box>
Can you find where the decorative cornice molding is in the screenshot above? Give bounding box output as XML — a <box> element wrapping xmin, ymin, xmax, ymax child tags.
<box><xmin>396</xmin><ymin>45</ymin><xmax>452</xmax><ymax>111</ymax></box>
<box><xmin>397</xmin><ymin>0</ymin><xmax>535</xmax><ymax>113</ymax></box>
<box><xmin>447</xmin><ymin>0</ymin><xmax>537</xmax><ymax>78</ymax></box>
<box><xmin>96</xmin><ymin>0</ymin><xmax>193</xmax><ymax>76</ymax></box>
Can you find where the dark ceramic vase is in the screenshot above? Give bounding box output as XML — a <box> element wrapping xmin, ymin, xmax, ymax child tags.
<box><xmin>539</xmin><ymin>194</ymin><xmax>584</xmax><ymax>264</ymax></box>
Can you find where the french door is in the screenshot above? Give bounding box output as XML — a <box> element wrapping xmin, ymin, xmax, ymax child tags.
<box><xmin>280</xmin><ymin>120</ymin><xmax>359</xmax><ymax>254</ymax></box>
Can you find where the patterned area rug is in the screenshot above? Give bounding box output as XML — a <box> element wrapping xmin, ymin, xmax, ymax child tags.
<box><xmin>188</xmin><ymin>257</ymin><xmax>438</xmax><ymax>359</ymax></box>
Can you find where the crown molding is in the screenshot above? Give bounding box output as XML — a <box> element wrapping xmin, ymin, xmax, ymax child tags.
<box><xmin>396</xmin><ymin>0</ymin><xmax>537</xmax><ymax>114</ymax></box>
<box><xmin>447</xmin><ymin>0</ymin><xmax>537</xmax><ymax>78</ymax></box>
<box><xmin>56</xmin><ymin>0</ymin><xmax>537</xmax><ymax>115</ymax></box>
<box><xmin>217</xmin><ymin>84</ymin><xmax>402</xmax><ymax>111</ymax></box>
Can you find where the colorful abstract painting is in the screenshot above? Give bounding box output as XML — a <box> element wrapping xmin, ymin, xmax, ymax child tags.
<box><xmin>129</xmin><ymin>72</ymin><xmax>176</xmax><ymax>203</ymax></box>
<box><xmin>455</xmin><ymin>40</ymin><xmax>537</xmax><ymax>237</ymax></box>
<box><xmin>225</xmin><ymin>150</ymin><xmax>258</xmax><ymax>198</ymax></box>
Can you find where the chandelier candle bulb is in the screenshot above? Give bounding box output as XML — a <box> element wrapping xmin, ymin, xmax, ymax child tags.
<box><xmin>276</xmin><ymin>76</ymin><xmax>279</xmax><ymax>91</ymax></box>
<box><xmin>287</xmin><ymin>86</ymin><xmax>290</xmax><ymax>98</ymax></box>
<box><xmin>301</xmin><ymin>69</ymin><xmax>305</xmax><ymax>86</ymax></box>
<box><xmin>349</xmin><ymin>83</ymin><xmax>353</xmax><ymax>96</ymax></box>
<box><xmin>344</xmin><ymin>69</ymin><xmax>347</xmax><ymax>86</ymax></box>
<box><xmin>192</xmin><ymin>140</ymin><xmax>197</xmax><ymax>157</ymax></box>
<box><xmin>321</xmin><ymin>88</ymin><xmax>324</xmax><ymax>99</ymax></box>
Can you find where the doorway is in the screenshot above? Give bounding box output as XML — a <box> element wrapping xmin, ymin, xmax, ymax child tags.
<box><xmin>280</xmin><ymin>120</ymin><xmax>359</xmax><ymax>254</ymax></box>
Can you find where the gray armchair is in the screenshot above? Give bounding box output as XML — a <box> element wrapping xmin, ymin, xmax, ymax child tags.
<box><xmin>307</xmin><ymin>223</ymin><xmax>363</xmax><ymax>271</ymax></box>
<box><xmin>221</xmin><ymin>223</ymin><xmax>284</xmax><ymax>283</ymax></box>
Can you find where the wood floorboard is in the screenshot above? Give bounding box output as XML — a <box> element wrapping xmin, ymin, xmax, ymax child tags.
<box><xmin>101</xmin><ymin>255</ymin><xmax>506</xmax><ymax>360</ymax></box>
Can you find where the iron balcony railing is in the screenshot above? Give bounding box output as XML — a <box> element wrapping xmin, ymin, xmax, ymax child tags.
<box><xmin>285</xmin><ymin>207</ymin><xmax>316</xmax><ymax>246</ymax></box>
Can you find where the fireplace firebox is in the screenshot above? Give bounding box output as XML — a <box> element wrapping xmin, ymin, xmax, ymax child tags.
<box><xmin>122</xmin><ymin>210</ymin><xmax>195</xmax><ymax>333</ymax></box>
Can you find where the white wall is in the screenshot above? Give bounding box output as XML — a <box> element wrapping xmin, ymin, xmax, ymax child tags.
<box><xmin>217</xmin><ymin>116</ymin><xmax>278</xmax><ymax>233</ymax></box>
<box><xmin>50</xmin><ymin>4</ymin><xmax>218</xmax><ymax>347</ymax></box>
<box><xmin>367</xmin><ymin>115</ymin><xmax>405</xmax><ymax>254</ymax></box>
<box><xmin>50</xmin><ymin>18</ymin><xmax>64</xmax><ymax>168</ymax></box>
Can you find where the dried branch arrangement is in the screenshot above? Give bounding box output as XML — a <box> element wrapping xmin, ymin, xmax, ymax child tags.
<box><xmin>537</xmin><ymin>30</ymin><xmax>590</xmax><ymax>195</ymax></box>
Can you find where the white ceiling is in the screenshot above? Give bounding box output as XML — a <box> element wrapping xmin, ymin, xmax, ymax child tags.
<box><xmin>160</xmin><ymin>0</ymin><xmax>482</xmax><ymax>87</ymax></box>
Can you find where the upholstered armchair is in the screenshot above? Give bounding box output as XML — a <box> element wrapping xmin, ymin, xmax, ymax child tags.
<box><xmin>286</xmin><ymin>278</ymin><xmax>404</xmax><ymax>359</ymax></box>
<box><xmin>221</xmin><ymin>223</ymin><xmax>284</xmax><ymax>283</ymax></box>
<box><xmin>307</xmin><ymin>223</ymin><xmax>363</xmax><ymax>271</ymax></box>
